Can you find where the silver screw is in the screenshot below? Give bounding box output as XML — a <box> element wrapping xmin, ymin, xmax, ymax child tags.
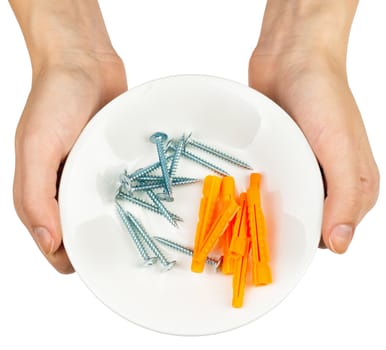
<box><xmin>168</xmin><ymin>143</ymin><xmax>230</xmax><ymax>176</ymax></box>
<box><xmin>153</xmin><ymin>236</ymin><xmax>223</xmax><ymax>271</ymax></box>
<box><xmin>146</xmin><ymin>190</ymin><xmax>178</xmax><ymax>227</ymax></box>
<box><xmin>115</xmin><ymin>202</ymin><xmax>157</xmax><ymax>266</ymax></box>
<box><xmin>149</xmin><ymin>132</ymin><xmax>173</xmax><ymax>201</ymax></box>
<box><xmin>125</xmin><ymin>211</ymin><xmax>176</xmax><ymax>271</ymax></box>
<box><xmin>135</xmin><ymin>175</ymin><xmax>201</xmax><ymax>184</ymax></box>
<box><xmin>187</xmin><ymin>138</ymin><xmax>253</xmax><ymax>170</ymax></box>
<box><xmin>118</xmin><ymin>170</ymin><xmax>132</xmax><ymax>195</ymax></box>
<box><xmin>168</xmin><ymin>134</ymin><xmax>186</xmax><ymax>178</ymax></box>
<box><xmin>129</xmin><ymin>177</ymin><xmax>201</xmax><ymax>193</ymax></box>
<box><xmin>125</xmin><ymin>155</ymin><xmax>173</xmax><ymax>181</ymax></box>
<box><xmin>116</xmin><ymin>191</ymin><xmax>183</xmax><ymax>222</ymax></box>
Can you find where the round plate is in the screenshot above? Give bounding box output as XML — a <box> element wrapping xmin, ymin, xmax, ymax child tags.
<box><xmin>59</xmin><ymin>75</ymin><xmax>324</xmax><ymax>335</ymax></box>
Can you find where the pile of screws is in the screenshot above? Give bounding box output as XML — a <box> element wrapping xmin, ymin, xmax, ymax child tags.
<box><xmin>114</xmin><ymin>131</ymin><xmax>252</xmax><ymax>271</ymax></box>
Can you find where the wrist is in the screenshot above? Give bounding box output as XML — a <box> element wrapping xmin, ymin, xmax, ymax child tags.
<box><xmin>10</xmin><ymin>0</ymin><xmax>117</xmax><ymax>72</ymax></box>
<box><xmin>255</xmin><ymin>0</ymin><xmax>358</xmax><ymax>65</ymax></box>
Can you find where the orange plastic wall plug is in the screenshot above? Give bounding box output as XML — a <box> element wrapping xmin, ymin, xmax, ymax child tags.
<box><xmin>229</xmin><ymin>192</ymin><xmax>250</xmax><ymax>308</ymax></box>
<box><xmin>191</xmin><ymin>175</ymin><xmax>222</xmax><ymax>273</ymax></box>
<box><xmin>246</xmin><ymin>173</ymin><xmax>272</xmax><ymax>286</ymax></box>
<box><xmin>195</xmin><ymin>177</ymin><xmax>239</xmax><ymax>265</ymax></box>
<box><xmin>232</xmin><ymin>238</ymin><xmax>250</xmax><ymax>308</ymax></box>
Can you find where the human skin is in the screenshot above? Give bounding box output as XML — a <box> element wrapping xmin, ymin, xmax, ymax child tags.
<box><xmin>249</xmin><ymin>0</ymin><xmax>379</xmax><ymax>253</ymax></box>
<box><xmin>10</xmin><ymin>0</ymin><xmax>379</xmax><ymax>273</ymax></box>
<box><xmin>10</xmin><ymin>0</ymin><xmax>127</xmax><ymax>273</ymax></box>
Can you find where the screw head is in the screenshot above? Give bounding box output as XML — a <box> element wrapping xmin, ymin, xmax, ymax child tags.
<box><xmin>162</xmin><ymin>260</ymin><xmax>176</xmax><ymax>272</ymax></box>
<box><xmin>118</xmin><ymin>173</ymin><xmax>132</xmax><ymax>195</ymax></box>
<box><xmin>144</xmin><ymin>257</ymin><xmax>158</xmax><ymax>266</ymax></box>
<box><xmin>156</xmin><ymin>192</ymin><xmax>174</xmax><ymax>202</ymax></box>
<box><xmin>149</xmin><ymin>132</ymin><xmax>168</xmax><ymax>144</ymax></box>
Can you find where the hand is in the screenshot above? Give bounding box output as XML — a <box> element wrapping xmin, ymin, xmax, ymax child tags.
<box><xmin>13</xmin><ymin>55</ymin><xmax>127</xmax><ymax>273</ymax></box>
<box><xmin>249</xmin><ymin>1</ymin><xmax>379</xmax><ymax>253</ymax></box>
<box><xmin>10</xmin><ymin>0</ymin><xmax>128</xmax><ymax>273</ymax></box>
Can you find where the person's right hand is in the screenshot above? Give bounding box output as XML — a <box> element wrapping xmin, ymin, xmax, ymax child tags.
<box><xmin>10</xmin><ymin>0</ymin><xmax>128</xmax><ymax>273</ymax></box>
<box><xmin>13</xmin><ymin>54</ymin><xmax>127</xmax><ymax>273</ymax></box>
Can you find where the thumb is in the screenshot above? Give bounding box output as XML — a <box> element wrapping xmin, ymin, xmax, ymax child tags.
<box><xmin>319</xmin><ymin>135</ymin><xmax>376</xmax><ymax>254</ymax></box>
<box><xmin>13</xmin><ymin>127</ymin><xmax>74</xmax><ymax>274</ymax></box>
<box><xmin>322</xmin><ymin>173</ymin><xmax>358</xmax><ymax>254</ymax></box>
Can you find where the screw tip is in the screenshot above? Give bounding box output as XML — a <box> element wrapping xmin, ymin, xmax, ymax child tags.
<box><xmin>215</xmin><ymin>256</ymin><xmax>224</xmax><ymax>272</ymax></box>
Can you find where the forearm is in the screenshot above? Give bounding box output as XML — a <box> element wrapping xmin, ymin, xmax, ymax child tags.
<box><xmin>257</xmin><ymin>0</ymin><xmax>359</xmax><ymax>64</ymax></box>
<box><xmin>9</xmin><ymin>0</ymin><xmax>115</xmax><ymax>71</ymax></box>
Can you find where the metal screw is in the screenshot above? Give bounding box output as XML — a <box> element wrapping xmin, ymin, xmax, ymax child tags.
<box><xmin>125</xmin><ymin>211</ymin><xmax>176</xmax><ymax>271</ymax></box>
<box><xmin>128</xmin><ymin>176</ymin><xmax>201</xmax><ymax>193</ymax></box>
<box><xmin>118</xmin><ymin>170</ymin><xmax>132</xmax><ymax>195</ymax></box>
<box><xmin>187</xmin><ymin>138</ymin><xmax>253</xmax><ymax>170</ymax></box>
<box><xmin>168</xmin><ymin>134</ymin><xmax>186</xmax><ymax>178</ymax></box>
<box><xmin>116</xmin><ymin>191</ymin><xmax>183</xmax><ymax>222</ymax></box>
<box><xmin>135</xmin><ymin>175</ymin><xmax>201</xmax><ymax>184</ymax></box>
<box><xmin>168</xmin><ymin>143</ymin><xmax>229</xmax><ymax>176</ymax></box>
<box><xmin>125</xmin><ymin>155</ymin><xmax>173</xmax><ymax>181</ymax></box>
<box><xmin>153</xmin><ymin>236</ymin><xmax>223</xmax><ymax>271</ymax></box>
<box><xmin>149</xmin><ymin>132</ymin><xmax>173</xmax><ymax>201</ymax></box>
<box><xmin>146</xmin><ymin>189</ymin><xmax>178</xmax><ymax>227</ymax></box>
<box><xmin>115</xmin><ymin>202</ymin><xmax>157</xmax><ymax>266</ymax></box>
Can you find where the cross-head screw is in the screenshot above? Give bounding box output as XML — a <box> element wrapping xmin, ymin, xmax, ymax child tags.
<box><xmin>149</xmin><ymin>132</ymin><xmax>173</xmax><ymax>201</ymax></box>
<box><xmin>153</xmin><ymin>236</ymin><xmax>223</xmax><ymax>272</ymax></box>
<box><xmin>149</xmin><ymin>132</ymin><xmax>168</xmax><ymax>144</ymax></box>
<box><xmin>125</xmin><ymin>211</ymin><xmax>176</xmax><ymax>271</ymax></box>
<box><xmin>115</xmin><ymin>201</ymin><xmax>158</xmax><ymax>267</ymax></box>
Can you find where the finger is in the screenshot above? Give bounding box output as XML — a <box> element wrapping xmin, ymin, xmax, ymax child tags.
<box><xmin>14</xmin><ymin>125</ymin><xmax>74</xmax><ymax>274</ymax></box>
<box><xmin>318</xmin><ymin>132</ymin><xmax>378</xmax><ymax>254</ymax></box>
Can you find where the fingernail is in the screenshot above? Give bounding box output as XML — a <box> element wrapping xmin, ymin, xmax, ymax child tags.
<box><xmin>33</xmin><ymin>227</ymin><xmax>54</xmax><ymax>255</ymax></box>
<box><xmin>329</xmin><ymin>224</ymin><xmax>354</xmax><ymax>254</ymax></box>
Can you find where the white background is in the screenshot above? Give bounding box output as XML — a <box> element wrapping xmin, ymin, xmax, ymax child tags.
<box><xmin>0</xmin><ymin>1</ymin><xmax>385</xmax><ymax>349</ymax></box>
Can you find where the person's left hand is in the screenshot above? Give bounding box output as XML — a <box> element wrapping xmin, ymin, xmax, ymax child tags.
<box><xmin>249</xmin><ymin>49</ymin><xmax>379</xmax><ymax>253</ymax></box>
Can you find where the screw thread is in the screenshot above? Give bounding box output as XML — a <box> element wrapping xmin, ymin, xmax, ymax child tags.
<box><xmin>154</xmin><ymin>236</ymin><xmax>193</xmax><ymax>256</ymax></box>
<box><xmin>188</xmin><ymin>139</ymin><xmax>253</xmax><ymax>170</ymax></box>
<box><xmin>153</xmin><ymin>236</ymin><xmax>221</xmax><ymax>267</ymax></box>
<box><xmin>181</xmin><ymin>149</ymin><xmax>230</xmax><ymax>176</ymax></box>
<box><xmin>116</xmin><ymin>193</ymin><xmax>183</xmax><ymax>222</ymax></box>
<box><xmin>125</xmin><ymin>211</ymin><xmax>172</xmax><ymax>268</ymax></box>
<box><xmin>168</xmin><ymin>135</ymin><xmax>185</xmax><ymax>178</ymax></box>
<box><xmin>132</xmin><ymin>182</ymin><xmax>167</xmax><ymax>192</ymax></box>
<box><xmin>126</xmin><ymin>156</ymin><xmax>173</xmax><ymax>180</ymax></box>
<box><xmin>131</xmin><ymin>177</ymin><xmax>201</xmax><ymax>192</ymax></box>
<box><xmin>170</xmin><ymin>177</ymin><xmax>202</xmax><ymax>186</ymax></box>
<box><xmin>146</xmin><ymin>190</ymin><xmax>178</xmax><ymax>227</ymax></box>
<box><xmin>135</xmin><ymin>176</ymin><xmax>201</xmax><ymax>185</ymax></box>
<box><xmin>115</xmin><ymin>202</ymin><xmax>156</xmax><ymax>264</ymax></box>
<box><xmin>154</xmin><ymin>141</ymin><xmax>173</xmax><ymax>200</ymax></box>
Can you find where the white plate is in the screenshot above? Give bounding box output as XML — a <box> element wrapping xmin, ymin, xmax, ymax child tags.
<box><xmin>59</xmin><ymin>75</ymin><xmax>324</xmax><ymax>336</ymax></box>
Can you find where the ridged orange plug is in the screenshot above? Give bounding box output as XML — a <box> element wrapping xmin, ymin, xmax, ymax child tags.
<box><xmin>215</xmin><ymin>179</ymin><xmax>236</xmax><ymax>275</ymax></box>
<box><xmin>195</xmin><ymin>177</ymin><xmax>239</xmax><ymax>266</ymax></box>
<box><xmin>247</xmin><ymin>173</ymin><xmax>272</xmax><ymax>285</ymax></box>
<box><xmin>221</xmin><ymin>222</ymin><xmax>235</xmax><ymax>275</ymax></box>
<box><xmin>232</xmin><ymin>238</ymin><xmax>250</xmax><ymax>308</ymax></box>
<box><xmin>229</xmin><ymin>193</ymin><xmax>250</xmax><ymax>308</ymax></box>
<box><xmin>229</xmin><ymin>193</ymin><xmax>248</xmax><ymax>258</ymax></box>
<box><xmin>191</xmin><ymin>175</ymin><xmax>222</xmax><ymax>273</ymax></box>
